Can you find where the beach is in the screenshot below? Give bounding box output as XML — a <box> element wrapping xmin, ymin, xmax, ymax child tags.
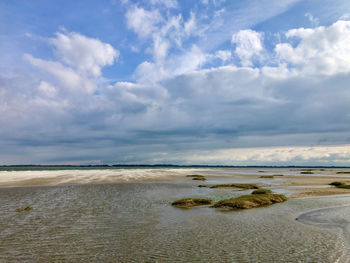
<box><xmin>2</xmin><ymin>167</ymin><xmax>350</xmax><ymax>199</ymax></box>
<box><xmin>1</xmin><ymin>167</ymin><xmax>350</xmax><ymax>262</ymax></box>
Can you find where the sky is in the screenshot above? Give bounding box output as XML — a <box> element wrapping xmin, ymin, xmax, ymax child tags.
<box><xmin>2</xmin><ymin>0</ymin><xmax>350</xmax><ymax>165</ymax></box>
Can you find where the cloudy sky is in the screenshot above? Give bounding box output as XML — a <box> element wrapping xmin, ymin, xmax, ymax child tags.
<box><xmin>2</xmin><ymin>0</ymin><xmax>350</xmax><ymax>165</ymax></box>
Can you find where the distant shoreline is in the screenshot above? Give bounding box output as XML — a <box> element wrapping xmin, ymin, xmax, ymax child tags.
<box><xmin>1</xmin><ymin>164</ymin><xmax>350</xmax><ymax>172</ymax></box>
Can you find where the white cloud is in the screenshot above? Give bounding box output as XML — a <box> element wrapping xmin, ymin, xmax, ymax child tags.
<box><xmin>23</xmin><ymin>31</ymin><xmax>119</xmax><ymax>94</ymax></box>
<box><xmin>48</xmin><ymin>31</ymin><xmax>119</xmax><ymax>77</ymax></box>
<box><xmin>24</xmin><ymin>54</ymin><xmax>96</xmax><ymax>93</ymax></box>
<box><xmin>170</xmin><ymin>45</ymin><xmax>207</xmax><ymax>76</ymax></box>
<box><xmin>160</xmin><ymin>14</ymin><xmax>183</xmax><ymax>46</ymax></box>
<box><xmin>134</xmin><ymin>61</ymin><xmax>165</xmax><ymax>83</ymax></box>
<box><xmin>305</xmin><ymin>13</ymin><xmax>319</xmax><ymax>27</ymax></box>
<box><xmin>37</xmin><ymin>81</ymin><xmax>57</xmax><ymax>98</ymax></box>
<box><xmin>125</xmin><ymin>6</ymin><xmax>162</xmax><ymax>39</ymax></box>
<box><xmin>276</xmin><ymin>20</ymin><xmax>350</xmax><ymax>75</ymax></box>
<box><xmin>184</xmin><ymin>11</ymin><xmax>196</xmax><ymax>35</ymax></box>
<box><xmin>153</xmin><ymin>34</ymin><xmax>169</xmax><ymax>62</ymax></box>
<box><xmin>214</xmin><ymin>50</ymin><xmax>232</xmax><ymax>62</ymax></box>
<box><xmin>127</xmin><ymin>6</ymin><xmax>205</xmax><ymax>83</ymax></box>
<box><xmin>176</xmin><ymin>145</ymin><xmax>350</xmax><ymax>165</ymax></box>
<box><xmin>231</xmin><ymin>29</ymin><xmax>263</xmax><ymax>66</ymax></box>
<box><xmin>340</xmin><ymin>13</ymin><xmax>350</xmax><ymax>20</ymax></box>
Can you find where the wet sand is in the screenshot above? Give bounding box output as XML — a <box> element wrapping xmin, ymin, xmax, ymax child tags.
<box><xmin>2</xmin><ymin>167</ymin><xmax>350</xmax><ymax>198</ymax></box>
<box><xmin>290</xmin><ymin>188</ymin><xmax>350</xmax><ymax>198</ymax></box>
<box><xmin>0</xmin><ymin>169</ymin><xmax>199</xmax><ymax>187</ymax></box>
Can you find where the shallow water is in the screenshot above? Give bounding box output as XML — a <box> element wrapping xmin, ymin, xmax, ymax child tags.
<box><xmin>1</xmin><ymin>181</ymin><xmax>350</xmax><ymax>262</ymax></box>
<box><xmin>298</xmin><ymin>201</ymin><xmax>350</xmax><ymax>263</ymax></box>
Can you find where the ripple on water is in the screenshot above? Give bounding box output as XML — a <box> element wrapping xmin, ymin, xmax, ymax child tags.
<box><xmin>0</xmin><ymin>182</ymin><xmax>348</xmax><ymax>262</ymax></box>
<box><xmin>298</xmin><ymin>201</ymin><xmax>350</xmax><ymax>263</ymax></box>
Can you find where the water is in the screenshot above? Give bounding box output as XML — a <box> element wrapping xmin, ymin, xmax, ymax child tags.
<box><xmin>0</xmin><ymin>181</ymin><xmax>349</xmax><ymax>262</ymax></box>
<box><xmin>298</xmin><ymin>200</ymin><xmax>350</xmax><ymax>262</ymax></box>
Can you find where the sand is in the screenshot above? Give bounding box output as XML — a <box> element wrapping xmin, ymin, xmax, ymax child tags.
<box><xmin>0</xmin><ymin>169</ymin><xmax>200</xmax><ymax>186</ymax></box>
<box><xmin>2</xmin><ymin>167</ymin><xmax>350</xmax><ymax>199</ymax></box>
<box><xmin>290</xmin><ymin>187</ymin><xmax>350</xmax><ymax>198</ymax></box>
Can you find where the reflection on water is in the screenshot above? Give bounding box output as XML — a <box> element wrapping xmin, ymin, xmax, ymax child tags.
<box><xmin>0</xmin><ymin>182</ymin><xmax>348</xmax><ymax>262</ymax></box>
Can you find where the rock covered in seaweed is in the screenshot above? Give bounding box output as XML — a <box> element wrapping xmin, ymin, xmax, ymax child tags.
<box><xmin>210</xmin><ymin>183</ymin><xmax>260</xmax><ymax>189</ymax></box>
<box><xmin>211</xmin><ymin>194</ymin><xmax>287</xmax><ymax>210</ymax></box>
<box><xmin>252</xmin><ymin>189</ymin><xmax>272</xmax><ymax>194</ymax></box>
<box><xmin>186</xmin><ymin>174</ymin><xmax>207</xmax><ymax>181</ymax></box>
<box><xmin>171</xmin><ymin>198</ymin><xmax>213</xmax><ymax>208</ymax></box>
<box><xmin>16</xmin><ymin>206</ymin><xmax>32</xmax><ymax>212</ymax></box>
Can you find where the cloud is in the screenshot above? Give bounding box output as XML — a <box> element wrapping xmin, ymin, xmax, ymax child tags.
<box><xmin>184</xmin><ymin>11</ymin><xmax>196</xmax><ymax>35</ymax></box>
<box><xmin>199</xmin><ymin>0</ymin><xmax>301</xmax><ymax>51</ymax></box>
<box><xmin>24</xmin><ymin>54</ymin><xmax>96</xmax><ymax>93</ymax></box>
<box><xmin>37</xmin><ymin>81</ymin><xmax>57</xmax><ymax>98</ymax></box>
<box><xmin>305</xmin><ymin>13</ymin><xmax>319</xmax><ymax>27</ymax></box>
<box><xmin>170</xmin><ymin>45</ymin><xmax>207</xmax><ymax>75</ymax></box>
<box><xmin>125</xmin><ymin>6</ymin><xmax>162</xmax><ymax>39</ymax></box>
<box><xmin>170</xmin><ymin>145</ymin><xmax>350</xmax><ymax>165</ymax></box>
<box><xmin>4</xmin><ymin>12</ymin><xmax>350</xmax><ymax>164</ymax></box>
<box><xmin>214</xmin><ymin>49</ymin><xmax>232</xmax><ymax>62</ymax></box>
<box><xmin>231</xmin><ymin>29</ymin><xmax>264</xmax><ymax>66</ymax></box>
<box><xmin>48</xmin><ymin>31</ymin><xmax>119</xmax><ymax>77</ymax></box>
<box><xmin>23</xmin><ymin>31</ymin><xmax>119</xmax><ymax>94</ymax></box>
<box><xmin>126</xmin><ymin>5</ymin><xmax>205</xmax><ymax>82</ymax></box>
<box><xmin>276</xmin><ymin>20</ymin><xmax>350</xmax><ymax>75</ymax></box>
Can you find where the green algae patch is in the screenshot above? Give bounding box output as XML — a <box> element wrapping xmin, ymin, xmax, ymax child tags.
<box><xmin>259</xmin><ymin>175</ymin><xmax>274</xmax><ymax>178</ymax></box>
<box><xmin>211</xmin><ymin>194</ymin><xmax>287</xmax><ymax>210</ymax></box>
<box><xmin>171</xmin><ymin>198</ymin><xmax>213</xmax><ymax>208</ymax></box>
<box><xmin>186</xmin><ymin>175</ymin><xmax>206</xmax><ymax>180</ymax></box>
<box><xmin>252</xmin><ymin>189</ymin><xmax>272</xmax><ymax>195</ymax></box>
<box><xmin>330</xmin><ymin>181</ymin><xmax>345</xmax><ymax>186</ymax></box>
<box><xmin>193</xmin><ymin>177</ymin><xmax>206</xmax><ymax>181</ymax></box>
<box><xmin>330</xmin><ymin>181</ymin><xmax>350</xmax><ymax>189</ymax></box>
<box><xmin>300</xmin><ymin>171</ymin><xmax>314</xmax><ymax>174</ymax></box>
<box><xmin>210</xmin><ymin>183</ymin><xmax>260</xmax><ymax>189</ymax></box>
<box><xmin>198</xmin><ymin>184</ymin><xmax>208</xmax><ymax>188</ymax></box>
<box><xmin>273</xmin><ymin>174</ymin><xmax>284</xmax><ymax>176</ymax></box>
<box><xmin>16</xmin><ymin>206</ymin><xmax>32</xmax><ymax>212</ymax></box>
<box><xmin>336</xmin><ymin>171</ymin><xmax>350</xmax><ymax>174</ymax></box>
